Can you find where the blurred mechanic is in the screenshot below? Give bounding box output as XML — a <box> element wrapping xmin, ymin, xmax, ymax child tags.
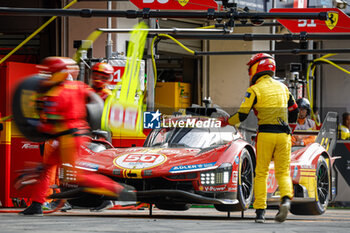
<box><xmin>91</xmin><ymin>62</ymin><xmax>114</xmax><ymax>101</ymax></box>
<box><xmin>89</xmin><ymin>62</ymin><xmax>115</xmax><ymax>212</ymax></box>
<box><xmin>227</xmin><ymin>53</ymin><xmax>299</xmax><ymax>223</ymax></box>
<box><xmin>292</xmin><ymin>98</ymin><xmax>317</xmax><ymax>146</ymax></box>
<box><xmin>19</xmin><ymin>57</ymin><xmax>126</xmax><ymax>216</ymax></box>
<box><xmin>39</xmin><ymin>63</ymin><xmax>82</xmax><ymax>211</ymax></box>
<box><xmin>339</xmin><ymin>112</ymin><xmax>350</xmax><ymax>140</ymax></box>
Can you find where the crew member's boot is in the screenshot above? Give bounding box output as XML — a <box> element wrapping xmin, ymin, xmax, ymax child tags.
<box><xmin>275</xmin><ymin>196</ymin><xmax>291</xmax><ymax>222</ymax></box>
<box><xmin>18</xmin><ymin>201</ymin><xmax>43</xmax><ymax>216</ymax></box>
<box><xmin>255</xmin><ymin>209</ymin><xmax>266</xmax><ymax>223</ymax></box>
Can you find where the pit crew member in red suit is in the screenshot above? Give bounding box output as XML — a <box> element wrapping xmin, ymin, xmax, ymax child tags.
<box><xmin>91</xmin><ymin>62</ymin><xmax>114</xmax><ymax>101</ymax></box>
<box><xmin>19</xmin><ymin>57</ymin><xmax>126</xmax><ymax>216</ymax></box>
<box><xmin>89</xmin><ymin>62</ymin><xmax>115</xmax><ymax>212</ymax></box>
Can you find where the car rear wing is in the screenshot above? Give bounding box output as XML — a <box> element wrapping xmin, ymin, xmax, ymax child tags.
<box><xmin>315</xmin><ymin>112</ymin><xmax>338</xmax><ymax>154</ymax></box>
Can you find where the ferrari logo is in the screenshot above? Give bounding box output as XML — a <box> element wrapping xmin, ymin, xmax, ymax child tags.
<box><xmin>178</xmin><ymin>0</ymin><xmax>189</xmax><ymax>7</ymax></box>
<box><xmin>326</xmin><ymin>12</ymin><xmax>338</xmax><ymax>30</ymax></box>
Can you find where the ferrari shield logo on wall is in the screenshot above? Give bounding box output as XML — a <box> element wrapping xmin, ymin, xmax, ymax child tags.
<box><xmin>271</xmin><ymin>8</ymin><xmax>350</xmax><ymax>33</ymax></box>
<box><xmin>326</xmin><ymin>12</ymin><xmax>338</xmax><ymax>30</ymax></box>
<box><xmin>178</xmin><ymin>0</ymin><xmax>189</xmax><ymax>7</ymax></box>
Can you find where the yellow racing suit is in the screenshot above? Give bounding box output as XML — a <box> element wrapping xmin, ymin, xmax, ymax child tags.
<box><xmin>228</xmin><ymin>75</ymin><xmax>298</xmax><ymax>209</ymax></box>
<box><xmin>339</xmin><ymin>124</ymin><xmax>350</xmax><ymax>140</ymax></box>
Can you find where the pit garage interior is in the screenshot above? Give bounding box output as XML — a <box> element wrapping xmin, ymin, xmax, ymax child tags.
<box><xmin>1</xmin><ymin>0</ymin><xmax>350</xmax><ymax>211</ymax></box>
<box><xmin>2</xmin><ymin>1</ymin><xmax>350</xmax><ymax>113</ymax></box>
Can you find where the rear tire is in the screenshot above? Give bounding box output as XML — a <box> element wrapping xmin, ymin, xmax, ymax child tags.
<box><xmin>214</xmin><ymin>148</ymin><xmax>254</xmax><ymax>212</ymax></box>
<box><xmin>12</xmin><ymin>75</ymin><xmax>53</xmax><ymax>142</ymax></box>
<box><xmin>290</xmin><ymin>156</ymin><xmax>330</xmax><ymax>215</ymax></box>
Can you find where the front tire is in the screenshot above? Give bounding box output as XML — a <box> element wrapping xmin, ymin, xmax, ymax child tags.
<box><xmin>290</xmin><ymin>156</ymin><xmax>330</xmax><ymax>215</ymax></box>
<box><xmin>215</xmin><ymin>148</ymin><xmax>254</xmax><ymax>211</ymax></box>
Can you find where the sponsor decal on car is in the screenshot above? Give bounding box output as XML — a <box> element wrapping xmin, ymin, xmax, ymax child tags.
<box><xmin>113</xmin><ymin>152</ymin><xmax>167</xmax><ymax>169</ymax></box>
<box><xmin>300</xmin><ymin>164</ymin><xmax>315</xmax><ymax>169</ymax></box>
<box><xmin>169</xmin><ymin>162</ymin><xmax>216</xmax><ymax>172</ymax></box>
<box><xmin>234</xmin><ymin>155</ymin><xmax>240</xmax><ymax>165</ymax></box>
<box><xmin>332</xmin><ymin>187</ymin><xmax>336</xmax><ymax>196</ymax></box>
<box><xmin>267</xmin><ymin>172</ymin><xmax>277</xmax><ymax>191</ymax></box>
<box><xmin>161</xmin><ymin>148</ymin><xmax>197</xmax><ymax>154</ymax></box>
<box><xmin>293</xmin><ymin>166</ymin><xmax>298</xmax><ymax>179</ymax></box>
<box><xmin>232</xmin><ymin>171</ymin><xmax>238</xmax><ymax>184</ymax></box>
<box><xmin>81</xmin><ymin>145</ymin><xmax>96</xmax><ymax>155</ymax></box>
<box><xmin>203</xmin><ymin>185</ymin><xmax>227</xmax><ymax>192</ymax></box>
<box><xmin>21</xmin><ymin>141</ymin><xmax>39</xmax><ymax>149</ymax></box>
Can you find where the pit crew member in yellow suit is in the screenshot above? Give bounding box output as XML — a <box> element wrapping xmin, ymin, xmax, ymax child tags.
<box><xmin>339</xmin><ymin>112</ymin><xmax>350</xmax><ymax>140</ymax></box>
<box><xmin>227</xmin><ymin>53</ymin><xmax>299</xmax><ymax>223</ymax></box>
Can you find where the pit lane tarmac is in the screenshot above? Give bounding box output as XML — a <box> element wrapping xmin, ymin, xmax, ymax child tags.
<box><xmin>1</xmin><ymin>207</ymin><xmax>350</xmax><ymax>233</ymax></box>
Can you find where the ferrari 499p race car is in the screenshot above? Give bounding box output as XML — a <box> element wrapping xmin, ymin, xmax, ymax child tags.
<box><xmin>54</xmin><ymin>109</ymin><xmax>337</xmax><ymax>216</ymax></box>
<box><xmin>12</xmin><ymin>75</ymin><xmax>337</xmax><ymax>215</ymax></box>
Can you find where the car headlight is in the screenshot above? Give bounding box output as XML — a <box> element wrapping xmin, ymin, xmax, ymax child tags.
<box><xmin>200</xmin><ymin>163</ymin><xmax>232</xmax><ymax>186</ymax></box>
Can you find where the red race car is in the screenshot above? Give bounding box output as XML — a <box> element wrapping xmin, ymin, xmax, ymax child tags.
<box><xmin>56</xmin><ymin>110</ymin><xmax>337</xmax><ymax>215</ymax></box>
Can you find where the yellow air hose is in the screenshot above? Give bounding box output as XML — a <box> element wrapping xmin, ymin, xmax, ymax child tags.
<box><xmin>0</xmin><ymin>0</ymin><xmax>78</xmax><ymax>65</ymax></box>
<box><xmin>306</xmin><ymin>53</ymin><xmax>350</xmax><ymax>125</ymax></box>
<box><xmin>151</xmin><ymin>33</ymin><xmax>195</xmax><ymax>87</ymax></box>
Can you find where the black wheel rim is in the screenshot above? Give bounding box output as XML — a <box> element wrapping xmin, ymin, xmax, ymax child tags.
<box><xmin>241</xmin><ymin>155</ymin><xmax>253</xmax><ymax>200</ymax></box>
<box><xmin>317</xmin><ymin>163</ymin><xmax>329</xmax><ymax>205</ymax></box>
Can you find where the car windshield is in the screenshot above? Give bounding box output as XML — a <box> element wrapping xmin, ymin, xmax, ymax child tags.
<box><xmin>145</xmin><ymin>127</ymin><xmax>223</xmax><ymax>149</ymax></box>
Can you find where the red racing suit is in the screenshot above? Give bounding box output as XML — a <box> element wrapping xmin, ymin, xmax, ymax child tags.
<box><xmin>31</xmin><ymin>80</ymin><xmax>123</xmax><ymax>204</ymax></box>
